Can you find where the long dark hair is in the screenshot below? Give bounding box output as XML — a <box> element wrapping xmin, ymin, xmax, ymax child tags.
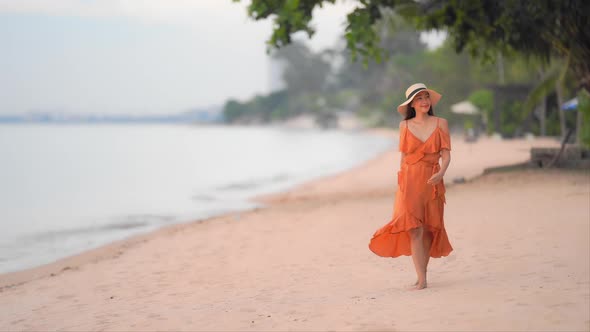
<box><xmin>405</xmin><ymin>105</ymin><xmax>434</xmax><ymax>120</ymax></box>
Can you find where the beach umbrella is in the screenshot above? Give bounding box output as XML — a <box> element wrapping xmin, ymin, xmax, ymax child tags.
<box><xmin>450</xmin><ymin>101</ymin><xmax>480</xmax><ymax>115</ymax></box>
<box><xmin>561</xmin><ymin>97</ymin><xmax>578</xmax><ymax>111</ymax></box>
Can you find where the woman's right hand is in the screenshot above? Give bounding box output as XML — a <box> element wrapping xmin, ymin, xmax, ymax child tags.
<box><xmin>427</xmin><ymin>171</ymin><xmax>444</xmax><ymax>185</ymax></box>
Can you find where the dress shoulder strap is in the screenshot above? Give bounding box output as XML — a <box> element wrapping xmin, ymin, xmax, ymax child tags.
<box><xmin>403</xmin><ymin>120</ymin><xmax>408</xmax><ymax>137</ymax></box>
<box><xmin>399</xmin><ymin>120</ymin><xmax>409</xmax><ymax>153</ymax></box>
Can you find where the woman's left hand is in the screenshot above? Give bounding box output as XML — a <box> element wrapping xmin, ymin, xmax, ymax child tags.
<box><xmin>427</xmin><ymin>171</ymin><xmax>444</xmax><ymax>185</ymax></box>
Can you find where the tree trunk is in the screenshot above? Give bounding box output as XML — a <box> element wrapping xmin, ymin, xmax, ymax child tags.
<box><xmin>539</xmin><ymin>98</ymin><xmax>546</xmax><ymax>136</ymax></box>
<box><xmin>576</xmin><ymin>106</ymin><xmax>583</xmax><ymax>144</ymax></box>
<box><xmin>571</xmin><ymin>56</ymin><xmax>590</xmax><ymax>94</ymax></box>
<box><xmin>556</xmin><ymin>82</ymin><xmax>566</xmax><ymax>140</ymax></box>
<box><xmin>497</xmin><ymin>52</ymin><xmax>505</xmax><ymax>85</ymax></box>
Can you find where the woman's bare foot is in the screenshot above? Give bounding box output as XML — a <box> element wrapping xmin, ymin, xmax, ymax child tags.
<box><xmin>415</xmin><ymin>280</ymin><xmax>427</xmax><ymax>290</ymax></box>
<box><xmin>406</xmin><ymin>280</ymin><xmax>419</xmax><ymax>290</ymax></box>
<box><xmin>408</xmin><ymin>278</ymin><xmax>427</xmax><ymax>290</ymax></box>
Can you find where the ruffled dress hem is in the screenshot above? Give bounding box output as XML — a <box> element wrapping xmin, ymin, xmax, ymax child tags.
<box><xmin>368</xmin><ymin>200</ymin><xmax>453</xmax><ymax>258</ymax></box>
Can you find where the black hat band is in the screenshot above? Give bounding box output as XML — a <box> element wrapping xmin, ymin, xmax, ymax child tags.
<box><xmin>406</xmin><ymin>87</ymin><xmax>426</xmax><ymax>101</ymax></box>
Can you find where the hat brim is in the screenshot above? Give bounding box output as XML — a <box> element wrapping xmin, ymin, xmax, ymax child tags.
<box><xmin>397</xmin><ymin>89</ymin><xmax>442</xmax><ymax>116</ymax></box>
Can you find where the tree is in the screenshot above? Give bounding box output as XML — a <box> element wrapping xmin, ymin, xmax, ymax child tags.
<box><xmin>334</xmin><ymin>11</ymin><xmax>426</xmax><ymax>102</ymax></box>
<box><xmin>233</xmin><ymin>0</ymin><xmax>590</xmax><ymax>92</ymax></box>
<box><xmin>271</xmin><ymin>41</ymin><xmax>332</xmax><ymax>96</ymax></box>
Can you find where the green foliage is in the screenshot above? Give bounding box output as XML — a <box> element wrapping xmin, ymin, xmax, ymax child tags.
<box><xmin>272</xmin><ymin>41</ymin><xmax>331</xmax><ymax>96</ymax></box>
<box><xmin>499</xmin><ymin>101</ymin><xmax>523</xmax><ymax>137</ymax></box>
<box><xmin>578</xmin><ymin>90</ymin><xmax>590</xmax><ymax>148</ymax></box>
<box><xmin>323</xmin><ymin>89</ymin><xmax>361</xmax><ymax>111</ymax></box>
<box><xmin>222</xmin><ymin>90</ymin><xmax>289</xmax><ymax>123</ymax></box>
<box><xmin>468</xmin><ymin>89</ymin><xmax>493</xmax><ymax>113</ymax></box>
<box><xmin>521</xmin><ymin>64</ymin><xmax>562</xmax><ymax>121</ymax></box>
<box><xmin>419</xmin><ymin>1</ymin><xmax>589</xmax><ymax>91</ymax></box>
<box><xmin>235</xmin><ymin>0</ymin><xmax>590</xmax><ymax>92</ymax></box>
<box><xmin>463</xmin><ymin>119</ymin><xmax>473</xmax><ymax>130</ymax></box>
<box><xmin>223</xmin><ymin>99</ymin><xmax>251</xmax><ymax>123</ymax></box>
<box><xmin>225</xmin><ymin>4</ymin><xmax>582</xmax><ymax>136</ymax></box>
<box><xmin>468</xmin><ymin>89</ymin><xmax>494</xmax><ymax>134</ymax></box>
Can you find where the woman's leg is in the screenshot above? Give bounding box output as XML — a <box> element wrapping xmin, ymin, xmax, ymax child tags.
<box><xmin>409</xmin><ymin>226</ymin><xmax>427</xmax><ymax>289</ymax></box>
<box><xmin>423</xmin><ymin>230</ymin><xmax>433</xmax><ymax>271</ymax></box>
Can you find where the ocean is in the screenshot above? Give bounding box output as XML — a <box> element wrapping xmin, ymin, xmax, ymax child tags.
<box><xmin>0</xmin><ymin>124</ymin><xmax>392</xmax><ymax>273</ymax></box>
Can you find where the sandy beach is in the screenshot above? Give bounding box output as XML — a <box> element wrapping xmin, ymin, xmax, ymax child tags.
<box><xmin>1</xmin><ymin>131</ymin><xmax>589</xmax><ymax>331</ymax></box>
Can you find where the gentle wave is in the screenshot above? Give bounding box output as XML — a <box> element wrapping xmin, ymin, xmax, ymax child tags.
<box><xmin>216</xmin><ymin>173</ymin><xmax>291</xmax><ymax>191</ymax></box>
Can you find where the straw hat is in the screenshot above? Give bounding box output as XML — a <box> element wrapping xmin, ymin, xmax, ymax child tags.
<box><xmin>397</xmin><ymin>83</ymin><xmax>442</xmax><ymax>116</ymax></box>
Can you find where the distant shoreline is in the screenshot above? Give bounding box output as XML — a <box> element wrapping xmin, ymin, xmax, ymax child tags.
<box><xmin>0</xmin><ymin>108</ymin><xmax>223</xmax><ymax>124</ymax></box>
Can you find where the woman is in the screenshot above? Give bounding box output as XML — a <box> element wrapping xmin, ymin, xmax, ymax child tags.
<box><xmin>369</xmin><ymin>83</ymin><xmax>453</xmax><ymax>290</ymax></box>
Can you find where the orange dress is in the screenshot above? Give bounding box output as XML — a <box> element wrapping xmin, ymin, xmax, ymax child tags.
<box><xmin>369</xmin><ymin>118</ymin><xmax>453</xmax><ymax>258</ymax></box>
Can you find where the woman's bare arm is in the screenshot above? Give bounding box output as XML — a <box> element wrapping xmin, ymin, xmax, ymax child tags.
<box><xmin>427</xmin><ymin>118</ymin><xmax>451</xmax><ymax>185</ymax></box>
<box><xmin>399</xmin><ymin>121</ymin><xmax>406</xmax><ymax>169</ymax></box>
<box><xmin>439</xmin><ymin>118</ymin><xmax>451</xmax><ymax>175</ymax></box>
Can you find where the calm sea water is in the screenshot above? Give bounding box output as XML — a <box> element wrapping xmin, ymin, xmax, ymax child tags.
<box><xmin>0</xmin><ymin>124</ymin><xmax>392</xmax><ymax>273</ymax></box>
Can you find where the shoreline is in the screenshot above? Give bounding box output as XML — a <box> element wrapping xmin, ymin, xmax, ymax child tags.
<box><xmin>0</xmin><ymin>130</ymin><xmax>560</xmax><ymax>289</ymax></box>
<box><xmin>0</xmin><ymin>126</ymin><xmax>390</xmax><ymax>285</ymax></box>
<box><xmin>0</xmin><ymin>125</ymin><xmax>392</xmax><ymax>293</ymax></box>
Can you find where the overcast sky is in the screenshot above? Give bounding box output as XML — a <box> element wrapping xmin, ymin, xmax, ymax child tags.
<box><xmin>0</xmin><ymin>1</ymin><xmax>444</xmax><ymax>115</ymax></box>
